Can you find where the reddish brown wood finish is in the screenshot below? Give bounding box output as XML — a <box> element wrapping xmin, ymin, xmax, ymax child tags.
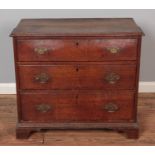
<box><xmin>10</xmin><ymin>18</ymin><xmax>144</xmax><ymax>37</ymax></box>
<box><xmin>16</xmin><ymin>127</ymin><xmax>33</xmax><ymax>139</ymax></box>
<box><xmin>17</xmin><ymin>39</ymin><xmax>137</xmax><ymax>61</ymax></box>
<box><xmin>18</xmin><ymin>64</ymin><xmax>136</xmax><ymax>90</ymax></box>
<box><xmin>20</xmin><ymin>91</ymin><xmax>135</xmax><ymax>123</ymax></box>
<box><xmin>11</xmin><ymin>18</ymin><xmax>144</xmax><ymax>139</ymax></box>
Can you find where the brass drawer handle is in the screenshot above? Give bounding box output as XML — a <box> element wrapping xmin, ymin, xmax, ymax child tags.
<box><xmin>104</xmin><ymin>102</ymin><xmax>119</xmax><ymax>112</ymax></box>
<box><xmin>34</xmin><ymin>47</ymin><xmax>48</xmax><ymax>55</ymax></box>
<box><xmin>104</xmin><ymin>72</ymin><xmax>120</xmax><ymax>84</ymax></box>
<box><xmin>106</xmin><ymin>47</ymin><xmax>121</xmax><ymax>54</ymax></box>
<box><xmin>36</xmin><ymin>104</ymin><xmax>51</xmax><ymax>113</ymax></box>
<box><xmin>34</xmin><ymin>73</ymin><xmax>50</xmax><ymax>84</ymax></box>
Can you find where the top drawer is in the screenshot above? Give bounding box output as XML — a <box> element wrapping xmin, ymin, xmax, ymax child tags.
<box><xmin>16</xmin><ymin>39</ymin><xmax>138</xmax><ymax>62</ymax></box>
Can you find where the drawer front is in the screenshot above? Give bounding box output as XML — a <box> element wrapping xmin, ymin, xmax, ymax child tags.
<box><xmin>87</xmin><ymin>39</ymin><xmax>137</xmax><ymax>61</ymax></box>
<box><xmin>17</xmin><ymin>39</ymin><xmax>137</xmax><ymax>61</ymax></box>
<box><xmin>18</xmin><ymin>64</ymin><xmax>136</xmax><ymax>90</ymax></box>
<box><xmin>20</xmin><ymin>91</ymin><xmax>135</xmax><ymax>123</ymax></box>
<box><xmin>17</xmin><ymin>39</ymin><xmax>87</xmax><ymax>61</ymax></box>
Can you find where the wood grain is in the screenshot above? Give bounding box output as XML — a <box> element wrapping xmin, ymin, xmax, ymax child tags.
<box><xmin>0</xmin><ymin>93</ymin><xmax>155</xmax><ymax>145</ymax></box>
<box><xmin>18</xmin><ymin>64</ymin><xmax>136</xmax><ymax>90</ymax></box>
<box><xmin>10</xmin><ymin>18</ymin><xmax>143</xmax><ymax>37</ymax></box>
<box><xmin>0</xmin><ymin>95</ymin><xmax>43</xmax><ymax>145</ymax></box>
<box><xmin>20</xmin><ymin>91</ymin><xmax>135</xmax><ymax>122</ymax></box>
<box><xmin>17</xmin><ymin>39</ymin><xmax>137</xmax><ymax>61</ymax></box>
<box><xmin>11</xmin><ymin>18</ymin><xmax>143</xmax><ymax>139</ymax></box>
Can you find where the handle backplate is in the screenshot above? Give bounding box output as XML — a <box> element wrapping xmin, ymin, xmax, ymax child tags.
<box><xmin>34</xmin><ymin>47</ymin><xmax>48</xmax><ymax>55</ymax></box>
<box><xmin>36</xmin><ymin>103</ymin><xmax>51</xmax><ymax>113</ymax></box>
<box><xmin>104</xmin><ymin>102</ymin><xmax>119</xmax><ymax>112</ymax></box>
<box><xmin>104</xmin><ymin>72</ymin><xmax>120</xmax><ymax>84</ymax></box>
<box><xmin>34</xmin><ymin>73</ymin><xmax>50</xmax><ymax>84</ymax></box>
<box><xmin>106</xmin><ymin>47</ymin><xmax>121</xmax><ymax>54</ymax></box>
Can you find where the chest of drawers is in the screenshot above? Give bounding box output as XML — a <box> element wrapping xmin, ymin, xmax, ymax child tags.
<box><xmin>11</xmin><ymin>18</ymin><xmax>144</xmax><ymax>139</ymax></box>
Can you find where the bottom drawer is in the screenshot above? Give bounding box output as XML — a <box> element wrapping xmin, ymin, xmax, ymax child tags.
<box><xmin>20</xmin><ymin>91</ymin><xmax>135</xmax><ymax>123</ymax></box>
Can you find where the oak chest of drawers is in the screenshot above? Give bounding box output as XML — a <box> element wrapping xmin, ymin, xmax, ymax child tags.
<box><xmin>11</xmin><ymin>18</ymin><xmax>144</xmax><ymax>139</ymax></box>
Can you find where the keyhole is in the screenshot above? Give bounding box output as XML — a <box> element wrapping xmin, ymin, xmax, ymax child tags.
<box><xmin>76</xmin><ymin>67</ymin><xmax>79</xmax><ymax>72</ymax></box>
<box><xmin>76</xmin><ymin>42</ymin><xmax>79</xmax><ymax>46</ymax></box>
<box><xmin>75</xmin><ymin>94</ymin><xmax>79</xmax><ymax>104</ymax></box>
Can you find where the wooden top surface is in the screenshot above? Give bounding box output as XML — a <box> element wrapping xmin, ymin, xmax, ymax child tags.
<box><xmin>11</xmin><ymin>18</ymin><xmax>144</xmax><ymax>37</ymax></box>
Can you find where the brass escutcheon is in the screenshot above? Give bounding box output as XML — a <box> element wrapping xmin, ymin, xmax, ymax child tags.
<box><xmin>106</xmin><ymin>47</ymin><xmax>120</xmax><ymax>54</ymax></box>
<box><xmin>34</xmin><ymin>73</ymin><xmax>50</xmax><ymax>84</ymax></box>
<box><xmin>104</xmin><ymin>72</ymin><xmax>120</xmax><ymax>84</ymax></box>
<box><xmin>36</xmin><ymin>104</ymin><xmax>51</xmax><ymax>113</ymax></box>
<box><xmin>34</xmin><ymin>47</ymin><xmax>48</xmax><ymax>55</ymax></box>
<box><xmin>104</xmin><ymin>102</ymin><xmax>119</xmax><ymax>112</ymax></box>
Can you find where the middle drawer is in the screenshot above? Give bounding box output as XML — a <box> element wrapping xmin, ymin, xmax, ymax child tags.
<box><xmin>18</xmin><ymin>64</ymin><xmax>136</xmax><ymax>90</ymax></box>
